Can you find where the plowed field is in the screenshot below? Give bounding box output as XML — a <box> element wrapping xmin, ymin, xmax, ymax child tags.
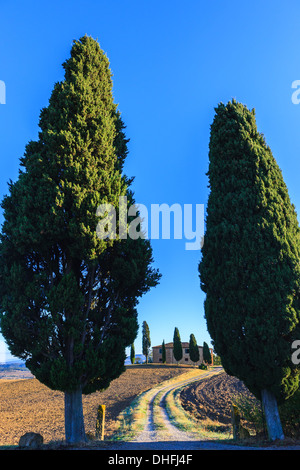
<box><xmin>0</xmin><ymin>365</ymin><xmax>191</xmax><ymax>446</ymax></box>
<box><xmin>180</xmin><ymin>371</ymin><xmax>257</xmax><ymax>433</ymax></box>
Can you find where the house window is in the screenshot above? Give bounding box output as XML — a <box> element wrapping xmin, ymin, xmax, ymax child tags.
<box><xmin>185</xmin><ymin>358</ymin><xmax>188</xmax><ymax>361</ymax></box>
<box><xmin>185</xmin><ymin>348</ymin><xmax>189</xmax><ymax>354</ymax></box>
<box><xmin>159</xmin><ymin>348</ymin><xmax>162</xmax><ymax>353</ymax></box>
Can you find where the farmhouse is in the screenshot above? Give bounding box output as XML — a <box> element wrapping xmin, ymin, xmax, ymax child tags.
<box><xmin>152</xmin><ymin>342</ymin><xmax>213</xmax><ymax>366</ymax></box>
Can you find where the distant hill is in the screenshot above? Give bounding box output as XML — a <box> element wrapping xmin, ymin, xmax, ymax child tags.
<box><xmin>125</xmin><ymin>354</ymin><xmax>146</xmax><ymax>365</ymax></box>
<box><xmin>0</xmin><ymin>360</ymin><xmax>27</xmax><ymax>370</ymax></box>
<box><xmin>0</xmin><ymin>356</ymin><xmax>148</xmax><ymax>378</ymax></box>
<box><xmin>0</xmin><ymin>361</ymin><xmax>33</xmax><ymax>380</ymax></box>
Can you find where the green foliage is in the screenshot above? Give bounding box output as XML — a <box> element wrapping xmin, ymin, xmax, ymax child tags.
<box><xmin>189</xmin><ymin>334</ymin><xmax>199</xmax><ymax>364</ymax></box>
<box><xmin>161</xmin><ymin>339</ymin><xmax>166</xmax><ymax>364</ymax></box>
<box><xmin>212</xmin><ymin>354</ymin><xmax>222</xmax><ymax>366</ymax></box>
<box><xmin>199</xmin><ymin>363</ymin><xmax>207</xmax><ymax>370</ymax></box>
<box><xmin>203</xmin><ymin>341</ymin><xmax>212</xmax><ymax>365</ymax></box>
<box><xmin>130</xmin><ymin>344</ymin><xmax>135</xmax><ymax>364</ymax></box>
<box><xmin>279</xmin><ymin>388</ymin><xmax>300</xmax><ymax>437</ymax></box>
<box><xmin>142</xmin><ymin>321</ymin><xmax>151</xmax><ymax>363</ymax></box>
<box><xmin>0</xmin><ymin>36</ymin><xmax>160</xmax><ymax>395</ymax></box>
<box><xmin>233</xmin><ymin>388</ymin><xmax>300</xmax><ymax>438</ymax></box>
<box><xmin>232</xmin><ymin>393</ymin><xmax>264</xmax><ymax>434</ymax></box>
<box><xmin>199</xmin><ymin>99</ymin><xmax>300</xmax><ymax>402</ymax></box>
<box><xmin>173</xmin><ymin>327</ymin><xmax>182</xmax><ymax>364</ymax></box>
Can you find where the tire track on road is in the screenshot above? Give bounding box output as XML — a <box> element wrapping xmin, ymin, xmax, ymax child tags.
<box><xmin>130</xmin><ymin>367</ymin><xmax>222</xmax><ymax>443</ymax></box>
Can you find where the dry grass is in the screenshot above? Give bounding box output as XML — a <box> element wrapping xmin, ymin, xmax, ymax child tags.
<box><xmin>0</xmin><ymin>364</ymin><xmax>192</xmax><ymax>446</ymax></box>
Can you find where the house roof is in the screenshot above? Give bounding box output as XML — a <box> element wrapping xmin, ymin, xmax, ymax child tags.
<box><xmin>153</xmin><ymin>342</ymin><xmax>201</xmax><ymax>349</ymax></box>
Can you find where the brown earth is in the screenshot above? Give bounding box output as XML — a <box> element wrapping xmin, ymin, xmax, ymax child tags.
<box><xmin>180</xmin><ymin>371</ymin><xmax>259</xmax><ymax>433</ymax></box>
<box><xmin>0</xmin><ymin>364</ymin><xmax>191</xmax><ymax>446</ymax></box>
<box><xmin>181</xmin><ymin>371</ymin><xmax>300</xmax><ymax>443</ymax></box>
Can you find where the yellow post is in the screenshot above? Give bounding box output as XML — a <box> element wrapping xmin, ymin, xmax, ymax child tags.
<box><xmin>96</xmin><ymin>404</ymin><xmax>106</xmax><ymax>440</ymax></box>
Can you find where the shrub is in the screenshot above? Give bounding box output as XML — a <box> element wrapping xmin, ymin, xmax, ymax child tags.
<box><xmin>279</xmin><ymin>388</ymin><xmax>300</xmax><ymax>438</ymax></box>
<box><xmin>232</xmin><ymin>393</ymin><xmax>264</xmax><ymax>435</ymax></box>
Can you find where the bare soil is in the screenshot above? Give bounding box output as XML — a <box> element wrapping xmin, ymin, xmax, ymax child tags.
<box><xmin>180</xmin><ymin>371</ymin><xmax>258</xmax><ymax>432</ymax></box>
<box><xmin>0</xmin><ymin>364</ymin><xmax>191</xmax><ymax>446</ymax></box>
<box><xmin>180</xmin><ymin>371</ymin><xmax>300</xmax><ymax>448</ymax></box>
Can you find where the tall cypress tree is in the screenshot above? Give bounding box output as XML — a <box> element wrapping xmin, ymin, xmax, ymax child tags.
<box><xmin>199</xmin><ymin>99</ymin><xmax>300</xmax><ymax>440</ymax></box>
<box><xmin>142</xmin><ymin>321</ymin><xmax>151</xmax><ymax>364</ymax></box>
<box><xmin>189</xmin><ymin>334</ymin><xmax>199</xmax><ymax>365</ymax></box>
<box><xmin>0</xmin><ymin>36</ymin><xmax>160</xmax><ymax>444</ymax></box>
<box><xmin>161</xmin><ymin>339</ymin><xmax>166</xmax><ymax>364</ymax></box>
<box><xmin>203</xmin><ymin>341</ymin><xmax>212</xmax><ymax>365</ymax></box>
<box><xmin>130</xmin><ymin>344</ymin><xmax>135</xmax><ymax>365</ymax></box>
<box><xmin>173</xmin><ymin>327</ymin><xmax>182</xmax><ymax>364</ymax></box>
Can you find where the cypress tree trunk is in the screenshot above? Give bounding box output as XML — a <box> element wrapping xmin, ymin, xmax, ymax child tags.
<box><xmin>261</xmin><ymin>389</ymin><xmax>284</xmax><ymax>441</ymax></box>
<box><xmin>64</xmin><ymin>389</ymin><xmax>86</xmax><ymax>444</ymax></box>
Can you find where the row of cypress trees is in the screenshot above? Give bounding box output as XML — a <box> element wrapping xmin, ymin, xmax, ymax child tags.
<box><xmin>174</xmin><ymin>329</ymin><xmax>212</xmax><ymax>365</ymax></box>
<box><xmin>131</xmin><ymin>325</ymin><xmax>212</xmax><ymax>365</ymax></box>
<box><xmin>161</xmin><ymin>328</ymin><xmax>212</xmax><ymax>365</ymax></box>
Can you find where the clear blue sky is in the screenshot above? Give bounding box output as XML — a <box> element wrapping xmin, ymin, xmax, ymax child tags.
<box><xmin>1</xmin><ymin>0</ymin><xmax>300</xmax><ymax>360</ymax></box>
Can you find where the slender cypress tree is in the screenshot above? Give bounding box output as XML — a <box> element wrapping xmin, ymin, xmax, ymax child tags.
<box><xmin>161</xmin><ymin>339</ymin><xmax>166</xmax><ymax>364</ymax></box>
<box><xmin>203</xmin><ymin>341</ymin><xmax>212</xmax><ymax>365</ymax></box>
<box><xmin>130</xmin><ymin>344</ymin><xmax>135</xmax><ymax>364</ymax></box>
<box><xmin>0</xmin><ymin>36</ymin><xmax>160</xmax><ymax>444</ymax></box>
<box><xmin>142</xmin><ymin>321</ymin><xmax>151</xmax><ymax>364</ymax></box>
<box><xmin>199</xmin><ymin>99</ymin><xmax>300</xmax><ymax>440</ymax></box>
<box><xmin>189</xmin><ymin>334</ymin><xmax>199</xmax><ymax>365</ymax></box>
<box><xmin>173</xmin><ymin>327</ymin><xmax>182</xmax><ymax>364</ymax></box>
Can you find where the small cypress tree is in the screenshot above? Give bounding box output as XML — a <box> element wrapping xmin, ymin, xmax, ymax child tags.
<box><xmin>203</xmin><ymin>341</ymin><xmax>212</xmax><ymax>365</ymax></box>
<box><xmin>173</xmin><ymin>327</ymin><xmax>182</xmax><ymax>365</ymax></box>
<box><xmin>130</xmin><ymin>344</ymin><xmax>135</xmax><ymax>364</ymax></box>
<box><xmin>199</xmin><ymin>99</ymin><xmax>300</xmax><ymax>440</ymax></box>
<box><xmin>142</xmin><ymin>321</ymin><xmax>151</xmax><ymax>364</ymax></box>
<box><xmin>161</xmin><ymin>339</ymin><xmax>166</xmax><ymax>364</ymax></box>
<box><xmin>189</xmin><ymin>334</ymin><xmax>199</xmax><ymax>365</ymax></box>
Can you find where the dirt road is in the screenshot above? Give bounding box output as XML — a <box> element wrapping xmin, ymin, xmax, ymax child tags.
<box><xmin>106</xmin><ymin>367</ymin><xmax>270</xmax><ymax>450</ymax></box>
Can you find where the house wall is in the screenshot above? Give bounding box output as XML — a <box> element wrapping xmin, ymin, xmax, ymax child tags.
<box><xmin>152</xmin><ymin>344</ymin><xmax>208</xmax><ymax>365</ymax></box>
